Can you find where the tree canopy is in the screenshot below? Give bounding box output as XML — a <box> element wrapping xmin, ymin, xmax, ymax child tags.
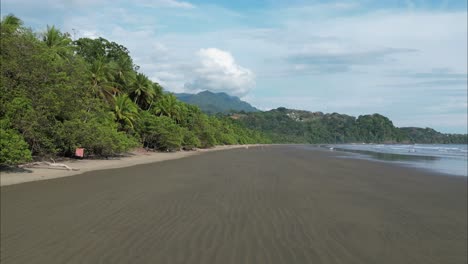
<box><xmin>237</xmin><ymin>108</ymin><xmax>466</xmax><ymax>144</ymax></box>
<box><xmin>0</xmin><ymin>15</ymin><xmax>270</xmax><ymax>164</ymax></box>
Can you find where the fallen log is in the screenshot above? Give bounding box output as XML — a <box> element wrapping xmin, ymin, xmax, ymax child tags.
<box><xmin>18</xmin><ymin>161</ymin><xmax>80</xmax><ymax>171</ymax></box>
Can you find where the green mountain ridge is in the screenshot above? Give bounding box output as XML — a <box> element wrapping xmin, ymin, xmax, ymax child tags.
<box><xmin>174</xmin><ymin>90</ymin><xmax>259</xmax><ymax>114</ymax></box>
<box><xmin>234</xmin><ymin>107</ymin><xmax>467</xmax><ymax>144</ymax></box>
<box><xmin>173</xmin><ymin>90</ymin><xmax>466</xmax><ymax>144</ymax></box>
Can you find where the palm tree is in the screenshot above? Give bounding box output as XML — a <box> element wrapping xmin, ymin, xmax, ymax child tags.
<box><xmin>153</xmin><ymin>94</ymin><xmax>182</xmax><ymax>123</ymax></box>
<box><xmin>114</xmin><ymin>56</ymin><xmax>136</xmax><ymax>92</ymax></box>
<box><xmin>113</xmin><ymin>94</ymin><xmax>139</xmax><ymax>129</ymax></box>
<box><xmin>130</xmin><ymin>73</ymin><xmax>155</xmax><ymax>109</ymax></box>
<box><xmin>88</xmin><ymin>57</ymin><xmax>119</xmax><ymax>102</ymax></box>
<box><xmin>1</xmin><ymin>14</ymin><xmax>23</xmax><ymax>34</ymax></box>
<box><xmin>146</xmin><ymin>82</ymin><xmax>163</xmax><ymax>110</ymax></box>
<box><xmin>152</xmin><ymin>82</ymin><xmax>163</xmax><ymax>100</ymax></box>
<box><xmin>42</xmin><ymin>25</ymin><xmax>72</xmax><ymax>58</ymax></box>
<box><xmin>42</xmin><ymin>26</ymin><xmax>69</xmax><ymax>47</ymax></box>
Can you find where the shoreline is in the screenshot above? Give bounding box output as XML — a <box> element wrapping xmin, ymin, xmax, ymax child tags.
<box><xmin>2</xmin><ymin>143</ymin><xmax>465</xmax><ymax>187</ymax></box>
<box><xmin>0</xmin><ymin>144</ymin><xmax>262</xmax><ymax>187</ymax></box>
<box><xmin>314</xmin><ymin>144</ymin><xmax>468</xmax><ymax>177</ymax></box>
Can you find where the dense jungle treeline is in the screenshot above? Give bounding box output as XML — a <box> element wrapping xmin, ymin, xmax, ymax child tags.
<box><xmin>235</xmin><ymin>108</ymin><xmax>467</xmax><ymax>145</ymax></box>
<box><xmin>0</xmin><ymin>15</ymin><xmax>270</xmax><ymax>165</ymax></box>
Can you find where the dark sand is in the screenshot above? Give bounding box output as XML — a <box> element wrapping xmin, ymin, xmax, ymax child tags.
<box><xmin>1</xmin><ymin>145</ymin><xmax>467</xmax><ymax>263</ymax></box>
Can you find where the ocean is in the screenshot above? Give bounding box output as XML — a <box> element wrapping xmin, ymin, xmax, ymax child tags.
<box><xmin>323</xmin><ymin>144</ymin><xmax>468</xmax><ymax>176</ymax></box>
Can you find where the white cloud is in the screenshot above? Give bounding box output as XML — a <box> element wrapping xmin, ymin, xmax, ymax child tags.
<box><xmin>184</xmin><ymin>48</ymin><xmax>255</xmax><ymax>96</ymax></box>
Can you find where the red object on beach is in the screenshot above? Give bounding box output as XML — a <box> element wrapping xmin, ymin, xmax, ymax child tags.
<box><xmin>75</xmin><ymin>148</ymin><xmax>84</xmax><ymax>158</ymax></box>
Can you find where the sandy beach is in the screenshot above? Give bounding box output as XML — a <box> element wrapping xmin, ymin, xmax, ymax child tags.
<box><xmin>1</xmin><ymin>145</ymin><xmax>467</xmax><ymax>263</ymax></box>
<box><xmin>0</xmin><ymin>145</ymin><xmax>256</xmax><ymax>186</ymax></box>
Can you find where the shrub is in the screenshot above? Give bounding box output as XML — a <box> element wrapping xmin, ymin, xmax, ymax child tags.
<box><xmin>182</xmin><ymin>129</ymin><xmax>201</xmax><ymax>150</ymax></box>
<box><xmin>152</xmin><ymin>116</ymin><xmax>184</xmax><ymax>151</ymax></box>
<box><xmin>63</xmin><ymin>114</ymin><xmax>139</xmax><ymax>157</ymax></box>
<box><xmin>0</xmin><ymin>128</ymin><xmax>32</xmax><ymax>165</ymax></box>
<box><xmin>136</xmin><ymin>113</ymin><xmax>184</xmax><ymax>151</ymax></box>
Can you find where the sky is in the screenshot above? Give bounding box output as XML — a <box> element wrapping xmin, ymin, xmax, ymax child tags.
<box><xmin>2</xmin><ymin>0</ymin><xmax>467</xmax><ymax>133</ymax></box>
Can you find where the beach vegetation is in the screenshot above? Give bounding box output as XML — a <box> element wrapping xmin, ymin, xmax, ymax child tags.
<box><xmin>0</xmin><ymin>15</ymin><xmax>269</xmax><ymax>164</ymax></box>
<box><xmin>0</xmin><ymin>128</ymin><xmax>32</xmax><ymax>165</ymax></box>
<box><xmin>237</xmin><ymin>108</ymin><xmax>466</xmax><ymax>144</ymax></box>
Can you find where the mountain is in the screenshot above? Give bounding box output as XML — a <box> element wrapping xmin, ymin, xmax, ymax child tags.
<box><xmin>174</xmin><ymin>90</ymin><xmax>259</xmax><ymax>114</ymax></box>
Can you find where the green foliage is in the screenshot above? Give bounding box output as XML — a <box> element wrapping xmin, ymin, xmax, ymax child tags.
<box><xmin>135</xmin><ymin>111</ymin><xmax>160</xmax><ymax>149</ymax></box>
<box><xmin>114</xmin><ymin>56</ymin><xmax>136</xmax><ymax>92</ymax></box>
<box><xmin>137</xmin><ymin>111</ymin><xmax>203</xmax><ymax>151</ymax></box>
<box><xmin>240</xmin><ymin>108</ymin><xmax>308</xmax><ymax>143</ymax></box>
<box><xmin>150</xmin><ymin>116</ymin><xmax>184</xmax><ymax>151</ymax></box>
<box><xmin>1</xmin><ymin>14</ymin><xmax>23</xmax><ymax>35</ymax></box>
<box><xmin>188</xmin><ymin>114</ymin><xmax>218</xmax><ymax>147</ymax></box>
<box><xmin>42</xmin><ymin>25</ymin><xmax>73</xmax><ymax>59</ymax></box>
<box><xmin>63</xmin><ymin>114</ymin><xmax>139</xmax><ymax>157</ymax></box>
<box><xmin>130</xmin><ymin>73</ymin><xmax>155</xmax><ymax>109</ymax></box>
<box><xmin>113</xmin><ymin>94</ymin><xmax>139</xmax><ymax>130</ymax></box>
<box><xmin>239</xmin><ymin>109</ymin><xmax>406</xmax><ymax>144</ymax></box>
<box><xmin>0</xmin><ymin>128</ymin><xmax>32</xmax><ymax>165</ymax></box>
<box><xmin>88</xmin><ymin>57</ymin><xmax>119</xmax><ymax>101</ymax></box>
<box><xmin>355</xmin><ymin>114</ymin><xmax>401</xmax><ymax>143</ymax></box>
<box><xmin>182</xmin><ymin>129</ymin><xmax>201</xmax><ymax>150</ymax></box>
<box><xmin>400</xmin><ymin>127</ymin><xmax>467</xmax><ymax>144</ymax></box>
<box><xmin>74</xmin><ymin>37</ymin><xmax>133</xmax><ymax>65</ymax></box>
<box><xmin>238</xmin><ymin>108</ymin><xmax>467</xmax><ymax>144</ymax></box>
<box><xmin>0</xmin><ymin>15</ymin><xmax>265</xmax><ymax>164</ymax></box>
<box><xmin>152</xmin><ymin>94</ymin><xmax>182</xmax><ymax>122</ymax></box>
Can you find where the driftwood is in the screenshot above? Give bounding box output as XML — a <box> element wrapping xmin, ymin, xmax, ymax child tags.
<box><xmin>19</xmin><ymin>160</ymin><xmax>80</xmax><ymax>171</ymax></box>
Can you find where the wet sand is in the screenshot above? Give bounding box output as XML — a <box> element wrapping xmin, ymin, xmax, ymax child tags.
<box><xmin>1</xmin><ymin>145</ymin><xmax>467</xmax><ymax>263</ymax></box>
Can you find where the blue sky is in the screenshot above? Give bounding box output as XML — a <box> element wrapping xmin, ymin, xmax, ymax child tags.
<box><xmin>3</xmin><ymin>0</ymin><xmax>467</xmax><ymax>133</ymax></box>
